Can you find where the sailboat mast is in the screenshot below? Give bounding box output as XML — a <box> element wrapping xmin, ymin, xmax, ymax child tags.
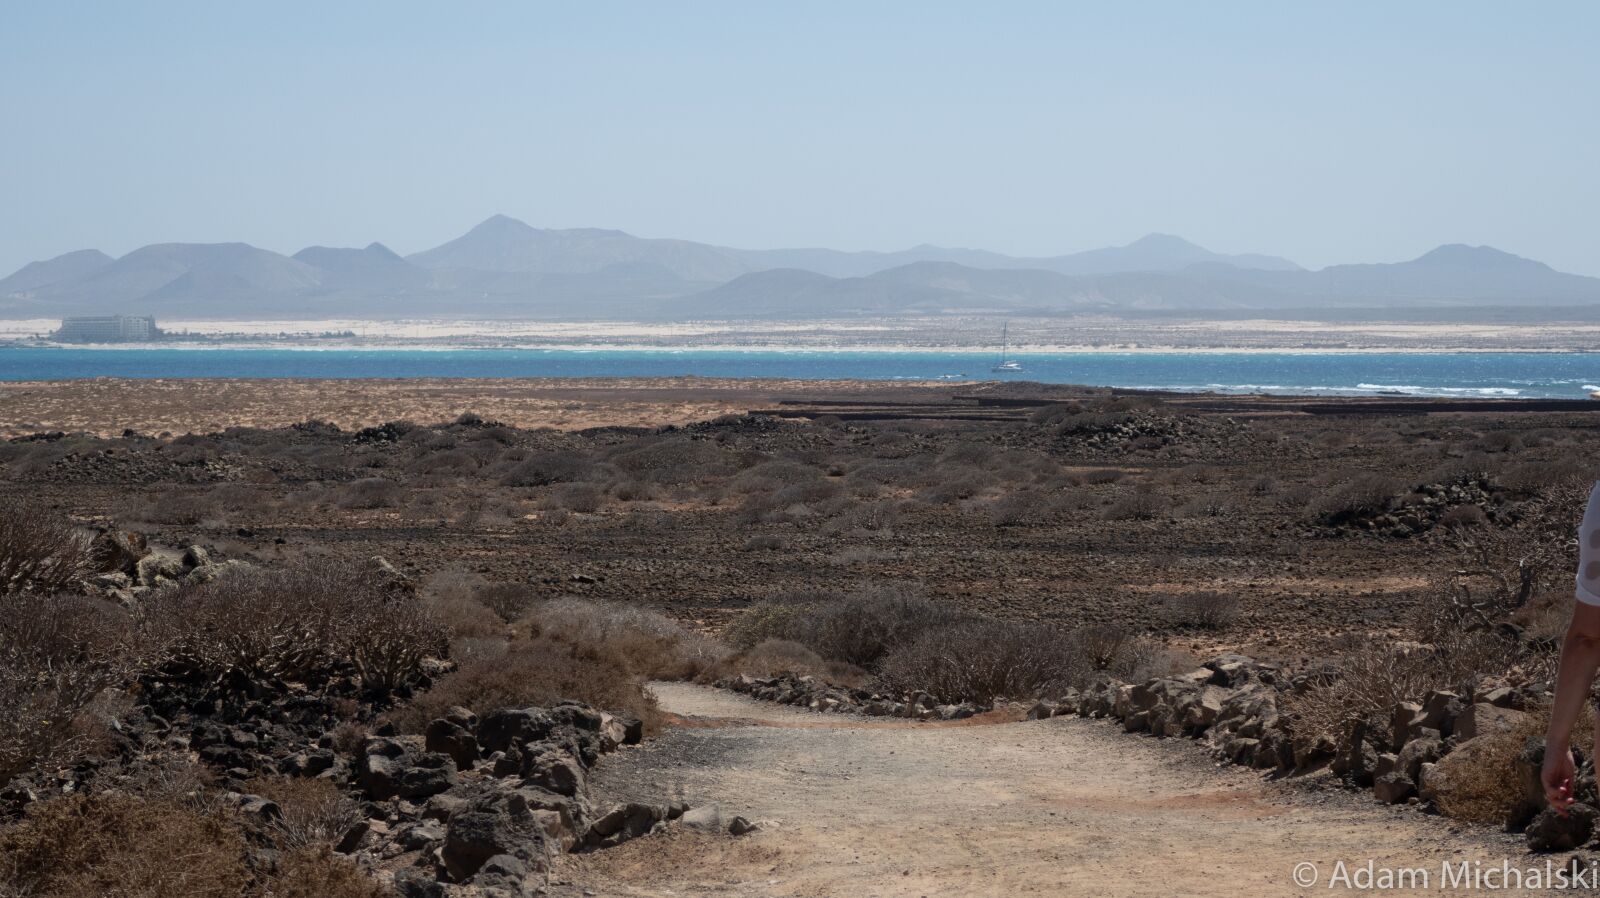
<box><xmin>1000</xmin><ymin>321</ymin><xmax>1008</xmax><ymax>363</ymax></box>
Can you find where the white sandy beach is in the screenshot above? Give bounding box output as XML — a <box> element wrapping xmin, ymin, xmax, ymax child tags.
<box><xmin>5</xmin><ymin>316</ymin><xmax>1600</xmax><ymax>353</ymax></box>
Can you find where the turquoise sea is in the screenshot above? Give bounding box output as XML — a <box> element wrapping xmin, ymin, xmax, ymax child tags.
<box><xmin>3</xmin><ymin>348</ymin><xmax>1600</xmax><ymax>398</ymax></box>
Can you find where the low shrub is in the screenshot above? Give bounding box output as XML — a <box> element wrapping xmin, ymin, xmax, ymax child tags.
<box><xmin>525</xmin><ymin>597</ymin><xmax>726</xmax><ymax>680</ymax></box>
<box><xmin>385</xmin><ymin>634</ymin><xmax>660</xmax><ymax>734</ymax></box>
<box><xmin>243</xmin><ymin>775</ymin><xmax>364</xmax><ymax>850</ymax></box>
<box><xmin>1163</xmin><ymin>591</ymin><xmax>1242</xmax><ymax>630</ymax></box>
<box><xmin>711</xmin><ymin>639</ymin><xmax>868</xmax><ymax>686</ymax></box>
<box><xmin>501</xmin><ymin>450</ymin><xmax>593</xmax><ymax>487</ymax></box>
<box><xmin>0</xmin><ymin>792</ymin><xmax>250</xmax><ymax>898</ymax></box>
<box><xmin>473</xmin><ymin>581</ymin><xmax>540</xmax><ymax>622</ymax></box>
<box><xmin>1282</xmin><ymin>630</ymin><xmax>1513</xmax><ymax>746</ymax></box>
<box><xmin>1103</xmin><ymin>489</ymin><xmax>1163</xmax><ymax>521</ymax></box>
<box><xmin>268</xmin><ymin>845</ymin><xmax>391</xmax><ymax>898</ymax></box>
<box><xmin>0</xmin><ymin>502</ymin><xmax>93</xmax><ymax>594</ymax></box>
<box><xmin>542</xmin><ymin>482</ymin><xmax>605</xmax><ymax>513</ymax></box>
<box><xmin>0</xmin><ymin>592</ymin><xmax>134</xmax><ymax>785</ymax></box>
<box><xmin>720</xmin><ymin>599</ymin><xmax>818</xmax><ymax>650</ymax></box>
<box><xmin>1314</xmin><ymin>474</ymin><xmax>1402</xmax><ymax>525</ymax></box>
<box><xmin>335</xmin><ymin>478</ymin><xmax>404</xmax><ymax>510</ymax></box>
<box><xmin>877</xmin><ymin>619</ymin><xmax>1080</xmax><ymax>704</ymax></box>
<box><xmin>788</xmin><ymin>589</ymin><xmax>967</xmax><ymax>668</ymax></box>
<box><xmin>1438</xmin><ymin>504</ymin><xmax>1488</xmax><ymax>529</ymax></box>
<box><xmin>140</xmin><ymin>559</ymin><xmax>444</xmax><ymax>692</ymax></box>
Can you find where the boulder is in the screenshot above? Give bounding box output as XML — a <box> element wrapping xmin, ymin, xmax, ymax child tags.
<box><xmin>475</xmin><ymin>853</ymin><xmax>539</xmax><ymax>897</ymax></box>
<box><xmin>442</xmin><ymin>790</ymin><xmax>553</xmax><ymax>882</ymax></box>
<box><xmin>1373</xmin><ymin>772</ymin><xmax>1416</xmax><ymax>804</ymax></box>
<box><xmin>679</xmin><ymin>804</ymin><xmax>724</xmax><ymax>833</ymax></box>
<box><xmin>1389</xmin><ymin>701</ymin><xmax>1423</xmax><ymax>751</ymax></box>
<box><xmin>89</xmin><ymin>529</ymin><xmax>147</xmax><ymax>575</ymax></box>
<box><xmin>1454</xmin><ymin>703</ymin><xmax>1531</xmax><ymax>741</ymax></box>
<box><xmin>1397</xmin><ymin>736</ymin><xmax>1443</xmax><ymax>782</ymax></box>
<box><xmin>1527</xmin><ymin>803</ymin><xmax>1600</xmax><ymax>853</ymax></box>
<box><xmin>1409</xmin><ymin>690</ymin><xmax>1463</xmax><ymax>739</ymax></box>
<box><xmin>181</xmin><ymin>545</ymin><xmax>211</xmax><ymax>568</ymax></box>
<box><xmin>135</xmin><ymin>553</ymin><xmax>185</xmax><ymax>588</ymax></box>
<box><xmin>584</xmin><ymin>801</ymin><xmax>684</xmax><ymax>850</ymax></box>
<box><xmin>425</xmin><ymin>718</ymin><xmax>480</xmax><ymax>770</ymax></box>
<box><xmin>598</xmin><ymin>712</ymin><xmax>641</xmax><ymax>748</ymax></box>
<box><xmin>523</xmin><ymin>751</ymin><xmax>584</xmax><ymax>797</ymax></box>
<box><xmin>357</xmin><ymin>738</ymin><xmax>458</xmax><ymax>800</ymax></box>
<box><xmin>478</xmin><ymin>709</ymin><xmax>555</xmax><ymax>755</ymax></box>
<box><xmin>1026</xmin><ymin>701</ymin><xmax>1057</xmax><ymax>720</ymax></box>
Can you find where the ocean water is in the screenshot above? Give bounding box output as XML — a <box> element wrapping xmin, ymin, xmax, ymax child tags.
<box><xmin>2</xmin><ymin>348</ymin><xmax>1600</xmax><ymax>398</ymax></box>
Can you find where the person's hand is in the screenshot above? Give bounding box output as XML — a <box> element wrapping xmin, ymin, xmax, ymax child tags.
<box><xmin>1543</xmin><ymin>745</ymin><xmax>1577</xmax><ymax>815</ymax></box>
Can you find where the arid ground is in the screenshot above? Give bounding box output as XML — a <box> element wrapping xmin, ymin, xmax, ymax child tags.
<box><xmin>4</xmin><ymin>377</ymin><xmax>1596</xmax><ymax>897</ymax></box>
<box><xmin>3</xmin><ymin>378</ymin><xmax>1591</xmax><ymax>664</ymax></box>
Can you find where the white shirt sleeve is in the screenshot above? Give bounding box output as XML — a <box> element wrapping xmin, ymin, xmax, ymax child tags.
<box><xmin>1578</xmin><ymin>481</ymin><xmax>1600</xmax><ymax>606</ymax></box>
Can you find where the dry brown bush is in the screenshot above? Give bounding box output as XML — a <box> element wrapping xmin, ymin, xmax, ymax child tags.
<box><xmin>0</xmin><ymin>502</ymin><xmax>93</xmax><ymax>594</ymax></box>
<box><xmin>525</xmin><ymin>597</ymin><xmax>726</xmax><ymax>680</ymax></box>
<box><xmin>0</xmin><ymin>793</ymin><xmax>250</xmax><ymax>898</ymax></box>
<box><xmin>1425</xmin><ymin>702</ymin><xmax>1595</xmax><ymax>827</ymax></box>
<box><xmin>244</xmin><ymin>775</ymin><xmax>364</xmax><ymax>850</ymax></box>
<box><xmin>1438</xmin><ymin>504</ymin><xmax>1488</xmax><ymax>528</ymax></box>
<box><xmin>877</xmin><ymin>619</ymin><xmax>1080</xmax><ymax>704</ymax></box>
<box><xmin>384</xmin><ymin>634</ymin><xmax>660</xmax><ymax>734</ymax></box>
<box><xmin>335</xmin><ymin>477</ymin><xmax>404</xmax><ymax>509</ymax></box>
<box><xmin>1163</xmin><ymin>591</ymin><xmax>1242</xmax><ymax>630</ymax></box>
<box><xmin>1282</xmin><ymin>630</ymin><xmax>1512</xmax><ymax>745</ymax></box>
<box><xmin>265</xmin><ymin>845</ymin><xmax>391</xmax><ymax>898</ymax></box>
<box><xmin>1313</xmin><ymin>473</ymin><xmax>1402</xmax><ymax>524</ymax></box>
<box><xmin>1103</xmin><ymin>488</ymin><xmax>1163</xmax><ymax>521</ymax></box>
<box><xmin>608</xmin><ymin>438</ymin><xmax>742</xmax><ymax>485</ymax></box>
<box><xmin>720</xmin><ymin>599</ymin><xmax>818</xmax><ymax>649</ymax></box>
<box><xmin>788</xmin><ymin>589</ymin><xmax>967</xmax><ymax>668</ymax></box>
<box><xmin>501</xmin><ymin>449</ymin><xmax>595</xmax><ymax>487</ymax></box>
<box><xmin>473</xmin><ymin>581</ymin><xmax>540</xmax><ymax>622</ymax></box>
<box><xmin>0</xmin><ymin>592</ymin><xmax>134</xmax><ymax>785</ymax></box>
<box><xmin>543</xmin><ymin>482</ymin><xmax>605</xmax><ymax>513</ymax></box>
<box><xmin>140</xmin><ymin>559</ymin><xmax>443</xmax><ymax>692</ymax></box>
<box><xmin>709</xmin><ymin>639</ymin><xmax>869</xmax><ymax>686</ymax></box>
<box><xmin>328</xmin><ymin>721</ymin><xmax>368</xmax><ymax>756</ymax></box>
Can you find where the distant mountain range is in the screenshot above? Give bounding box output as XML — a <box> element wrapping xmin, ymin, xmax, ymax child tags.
<box><xmin>3</xmin><ymin>215</ymin><xmax>1597</xmax><ymax>320</ymax></box>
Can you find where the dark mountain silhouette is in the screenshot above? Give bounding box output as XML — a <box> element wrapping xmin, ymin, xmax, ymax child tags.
<box><xmin>722</xmin><ymin>233</ymin><xmax>1299</xmax><ymax>278</ymax></box>
<box><xmin>1203</xmin><ymin>244</ymin><xmax>1600</xmax><ymax>306</ymax></box>
<box><xmin>292</xmin><ymin>242</ymin><xmax>428</xmax><ymax>291</ymax></box>
<box><xmin>3</xmin><ymin>219</ymin><xmax>1597</xmax><ymax>320</ymax></box>
<box><xmin>0</xmin><ymin>249</ymin><xmax>113</xmax><ymax>298</ymax></box>
<box><xmin>407</xmin><ymin>215</ymin><xmax>747</xmax><ymax>282</ymax></box>
<box><xmin>14</xmin><ymin>243</ymin><xmax>322</xmax><ymax>315</ymax></box>
<box><xmin>1029</xmin><ymin>233</ymin><xmax>1301</xmax><ymax>275</ymax></box>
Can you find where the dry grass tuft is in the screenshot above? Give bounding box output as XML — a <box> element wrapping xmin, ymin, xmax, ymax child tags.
<box><xmin>0</xmin><ymin>792</ymin><xmax>249</xmax><ymax>898</ymax></box>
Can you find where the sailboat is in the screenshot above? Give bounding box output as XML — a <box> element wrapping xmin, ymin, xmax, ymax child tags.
<box><xmin>992</xmin><ymin>322</ymin><xmax>1023</xmax><ymax>373</ymax></box>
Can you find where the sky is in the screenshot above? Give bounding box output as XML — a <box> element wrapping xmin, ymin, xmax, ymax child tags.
<box><xmin>2</xmin><ymin>1</ymin><xmax>1597</xmax><ymax>277</ymax></box>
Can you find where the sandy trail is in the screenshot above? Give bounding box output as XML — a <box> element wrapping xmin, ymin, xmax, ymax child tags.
<box><xmin>556</xmin><ymin>684</ymin><xmax>1559</xmax><ymax>898</ymax></box>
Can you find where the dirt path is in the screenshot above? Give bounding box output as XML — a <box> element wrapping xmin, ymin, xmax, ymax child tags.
<box><xmin>555</xmin><ymin>684</ymin><xmax>1566</xmax><ymax>897</ymax></box>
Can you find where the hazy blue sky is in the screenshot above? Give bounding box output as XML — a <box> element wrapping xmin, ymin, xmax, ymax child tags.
<box><xmin>3</xmin><ymin>2</ymin><xmax>1597</xmax><ymax>276</ymax></box>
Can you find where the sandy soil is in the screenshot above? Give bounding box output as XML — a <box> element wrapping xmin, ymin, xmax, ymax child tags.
<box><xmin>0</xmin><ymin>378</ymin><xmax>960</xmax><ymax>437</ymax></box>
<box><xmin>557</xmin><ymin>684</ymin><xmax>1551</xmax><ymax>898</ymax></box>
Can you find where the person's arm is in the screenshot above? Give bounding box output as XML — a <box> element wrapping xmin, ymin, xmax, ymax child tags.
<box><xmin>1542</xmin><ymin>602</ymin><xmax>1600</xmax><ymax>810</ymax></box>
